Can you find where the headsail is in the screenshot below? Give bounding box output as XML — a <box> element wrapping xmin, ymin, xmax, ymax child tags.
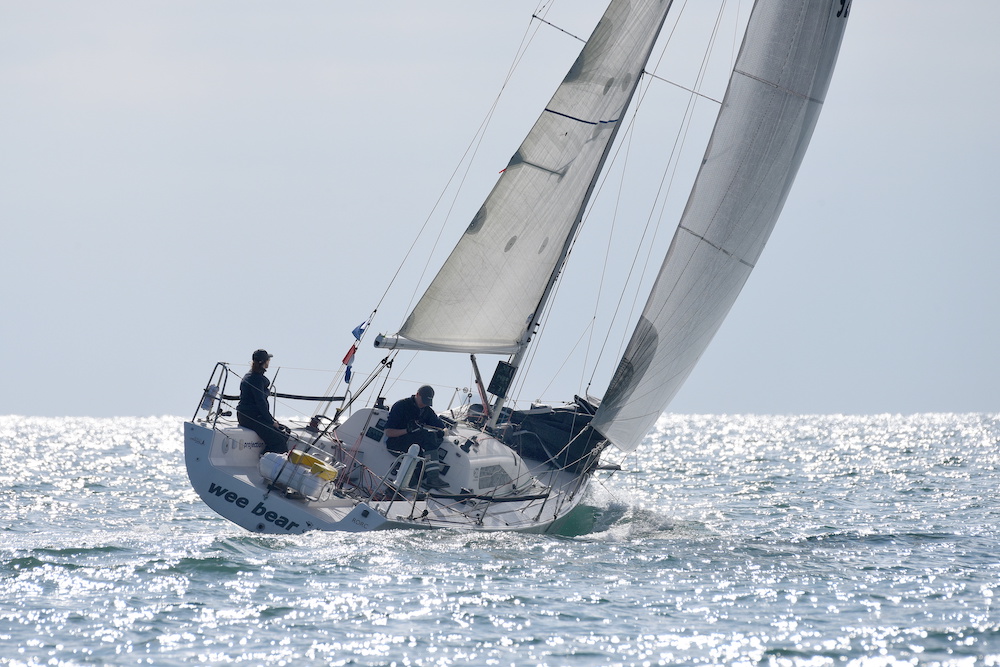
<box><xmin>591</xmin><ymin>0</ymin><xmax>851</xmax><ymax>452</ymax></box>
<box><xmin>378</xmin><ymin>0</ymin><xmax>675</xmax><ymax>355</ymax></box>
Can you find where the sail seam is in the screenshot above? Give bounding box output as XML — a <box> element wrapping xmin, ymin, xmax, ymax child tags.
<box><xmin>544</xmin><ymin>108</ymin><xmax>619</xmax><ymax>127</ymax></box>
<box><xmin>679</xmin><ymin>225</ymin><xmax>754</xmax><ymax>268</ymax></box>
<box><xmin>733</xmin><ymin>68</ymin><xmax>823</xmax><ymax>105</ymax></box>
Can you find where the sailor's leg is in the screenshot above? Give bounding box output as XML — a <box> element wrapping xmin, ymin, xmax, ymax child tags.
<box><xmin>241</xmin><ymin>414</ymin><xmax>290</xmax><ymax>454</ymax></box>
<box><xmin>415</xmin><ymin>430</ymin><xmax>448</xmax><ymax>490</ymax></box>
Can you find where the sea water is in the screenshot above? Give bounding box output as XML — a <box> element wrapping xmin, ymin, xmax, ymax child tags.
<box><xmin>1</xmin><ymin>413</ymin><xmax>998</xmax><ymax>666</ymax></box>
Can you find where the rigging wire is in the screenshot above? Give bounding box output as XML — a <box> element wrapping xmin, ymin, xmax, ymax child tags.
<box><xmin>504</xmin><ymin>2</ymin><xmax>674</xmax><ymax>407</ymax></box>
<box><xmin>374</xmin><ymin>11</ymin><xmax>550</xmax><ymax>334</ymax></box>
<box><xmin>360</xmin><ymin>1</ymin><xmax>737</xmax><ymax>414</ymax></box>
<box><xmin>388</xmin><ymin>2</ymin><xmax>611</xmax><ymax>411</ymax></box>
<box><xmin>509</xmin><ymin>0</ymin><xmax>741</xmax><ymax>408</ymax></box>
<box><xmin>339</xmin><ymin>7</ymin><xmax>557</xmax><ymax>406</ymax></box>
<box><xmin>612</xmin><ymin>0</ymin><xmax>733</xmax><ymax>345</ymax></box>
<box><xmin>581</xmin><ymin>0</ymin><xmax>733</xmax><ymax>393</ymax></box>
<box><xmin>531</xmin><ymin>13</ymin><xmax>586</xmax><ymax>43</ymax></box>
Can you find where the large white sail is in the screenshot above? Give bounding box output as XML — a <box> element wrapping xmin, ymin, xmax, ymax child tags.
<box><xmin>379</xmin><ymin>0</ymin><xmax>675</xmax><ymax>355</ymax></box>
<box><xmin>591</xmin><ymin>0</ymin><xmax>851</xmax><ymax>452</ymax></box>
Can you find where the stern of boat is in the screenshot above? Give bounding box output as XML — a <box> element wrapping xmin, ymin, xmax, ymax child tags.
<box><xmin>183</xmin><ymin>420</ymin><xmax>387</xmax><ymax>533</ymax></box>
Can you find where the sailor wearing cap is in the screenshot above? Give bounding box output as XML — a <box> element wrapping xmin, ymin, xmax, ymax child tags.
<box><xmin>384</xmin><ymin>385</ymin><xmax>448</xmax><ymax>490</ymax></box>
<box><xmin>236</xmin><ymin>349</ymin><xmax>290</xmax><ymax>454</ymax></box>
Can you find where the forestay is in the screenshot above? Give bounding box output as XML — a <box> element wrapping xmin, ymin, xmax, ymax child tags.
<box><xmin>592</xmin><ymin>0</ymin><xmax>851</xmax><ymax>452</ymax></box>
<box><xmin>380</xmin><ymin>0</ymin><xmax>675</xmax><ymax>354</ymax></box>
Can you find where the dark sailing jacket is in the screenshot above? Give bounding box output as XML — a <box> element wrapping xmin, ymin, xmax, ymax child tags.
<box><xmin>237</xmin><ymin>370</ymin><xmax>273</xmax><ymax>422</ymax></box>
<box><xmin>385</xmin><ymin>395</ymin><xmax>444</xmax><ymax>432</ymax></box>
<box><xmin>384</xmin><ymin>395</ymin><xmax>446</xmax><ymax>453</ymax></box>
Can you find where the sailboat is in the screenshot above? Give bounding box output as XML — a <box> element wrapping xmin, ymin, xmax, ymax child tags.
<box><xmin>184</xmin><ymin>0</ymin><xmax>851</xmax><ymax>533</ymax></box>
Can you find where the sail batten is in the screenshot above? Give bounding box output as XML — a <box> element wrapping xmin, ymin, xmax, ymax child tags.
<box><xmin>544</xmin><ymin>108</ymin><xmax>621</xmax><ymax>126</ymax></box>
<box><xmin>592</xmin><ymin>0</ymin><xmax>850</xmax><ymax>452</ymax></box>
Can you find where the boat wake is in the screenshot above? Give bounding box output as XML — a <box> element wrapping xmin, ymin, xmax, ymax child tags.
<box><xmin>548</xmin><ymin>484</ymin><xmax>681</xmax><ymax>539</ymax></box>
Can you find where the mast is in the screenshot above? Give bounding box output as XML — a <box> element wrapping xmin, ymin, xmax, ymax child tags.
<box><xmin>485</xmin><ymin>65</ymin><xmax>648</xmax><ymax>427</ymax></box>
<box><xmin>377</xmin><ymin>0</ymin><xmax>677</xmax><ymax>424</ymax></box>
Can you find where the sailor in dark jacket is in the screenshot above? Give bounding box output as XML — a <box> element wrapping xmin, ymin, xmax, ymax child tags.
<box><xmin>384</xmin><ymin>385</ymin><xmax>448</xmax><ymax>489</ymax></box>
<box><xmin>236</xmin><ymin>349</ymin><xmax>290</xmax><ymax>454</ymax></box>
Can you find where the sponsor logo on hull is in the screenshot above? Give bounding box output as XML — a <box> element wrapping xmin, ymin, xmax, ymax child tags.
<box><xmin>206</xmin><ymin>482</ymin><xmax>301</xmax><ymax>532</ymax></box>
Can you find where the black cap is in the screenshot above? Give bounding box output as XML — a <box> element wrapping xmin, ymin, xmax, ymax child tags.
<box><xmin>252</xmin><ymin>349</ymin><xmax>273</xmax><ymax>363</ymax></box>
<box><xmin>417</xmin><ymin>385</ymin><xmax>434</xmax><ymax>406</ymax></box>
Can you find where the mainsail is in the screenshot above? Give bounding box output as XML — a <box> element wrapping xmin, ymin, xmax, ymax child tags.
<box><xmin>591</xmin><ymin>0</ymin><xmax>851</xmax><ymax>452</ymax></box>
<box><xmin>378</xmin><ymin>0</ymin><xmax>675</xmax><ymax>354</ymax></box>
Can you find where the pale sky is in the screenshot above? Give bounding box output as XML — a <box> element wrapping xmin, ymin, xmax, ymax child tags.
<box><xmin>2</xmin><ymin>1</ymin><xmax>998</xmax><ymax>418</ymax></box>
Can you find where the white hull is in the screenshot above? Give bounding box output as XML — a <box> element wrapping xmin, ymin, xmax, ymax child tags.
<box><xmin>184</xmin><ymin>407</ymin><xmax>596</xmax><ymax>534</ymax></box>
